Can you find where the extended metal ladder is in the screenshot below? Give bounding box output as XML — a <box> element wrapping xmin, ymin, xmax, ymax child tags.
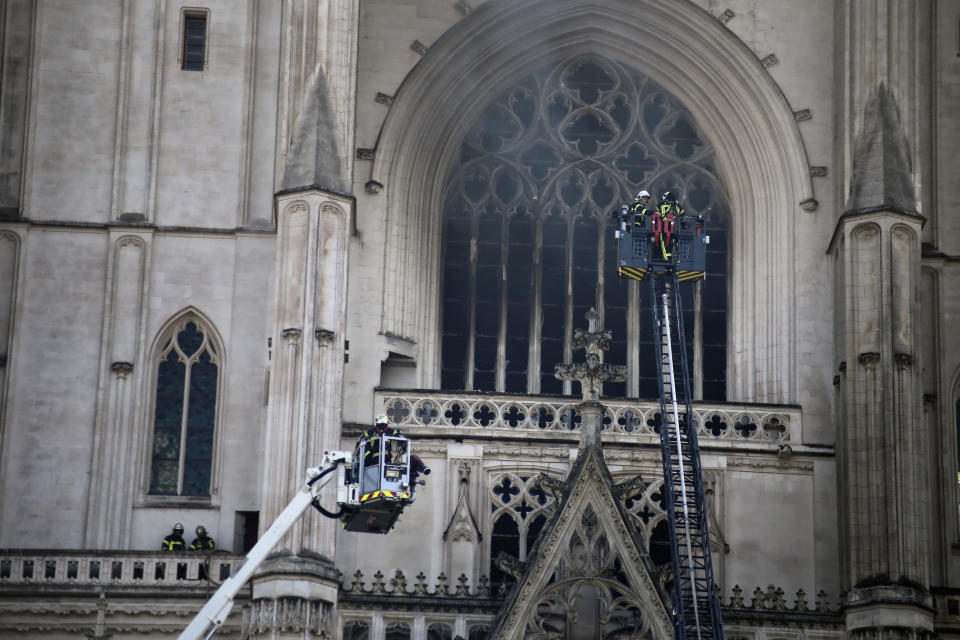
<box><xmin>649</xmin><ymin>272</ymin><xmax>724</xmax><ymax>640</ymax></box>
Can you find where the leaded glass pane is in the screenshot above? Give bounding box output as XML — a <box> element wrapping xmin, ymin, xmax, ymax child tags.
<box><xmin>183</xmin><ymin>353</ymin><xmax>217</xmax><ymax>496</ymax></box>
<box><xmin>150</xmin><ymin>352</ymin><xmax>186</xmax><ymax>494</ymax></box>
<box><xmin>440</xmin><ymin>54</ymin><xmax>728</xmax><ymax>399</ymax></box>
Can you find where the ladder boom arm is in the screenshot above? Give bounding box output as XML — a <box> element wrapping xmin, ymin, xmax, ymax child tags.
<box><xmin>177</xmin><ymin>451</ymin><xmax>349</xmax><ymax>640</ymax></box>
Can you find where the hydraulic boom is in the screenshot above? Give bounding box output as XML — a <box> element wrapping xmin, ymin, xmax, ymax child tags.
<box><xmin>177</xmin><ymin>450</ymin><xmax>350</xmax><ymax>640</ymax></box>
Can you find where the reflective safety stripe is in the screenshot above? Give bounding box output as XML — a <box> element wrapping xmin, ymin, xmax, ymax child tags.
<box><xmin>359</xmin><ymin>490</ymin><xmax>410</xmax><ymax>502</ymax></box>
<box><xmin>676</xmin><ymin>270</ymin><xmax>705</xmax><ymax>282</ymax></box>
<box><xmin>618</xmin><ymin>266</ymin><xmax>648</xmax><ymax>281</ymax></box>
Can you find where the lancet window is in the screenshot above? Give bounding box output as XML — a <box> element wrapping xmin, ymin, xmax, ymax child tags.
<box><xmin>148</xmin><ymin>318</ymin><xmax>220</xmax><ymax>497</ymax></box>
<box><xmin>440</xmin><ymin>54</ymin><xmax>729</xmax><ymax>400</ymax></box>
<box><xmin>488</xmin><ymin>472</ymin><xmax>557</xmax><ymax>587</ymax></box>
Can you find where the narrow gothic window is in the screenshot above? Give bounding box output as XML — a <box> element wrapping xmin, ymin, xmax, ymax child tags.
<box><xmin>149</xmin><ymin>319</ymin><xmax>219</xmax><ymax>496</ymax></box>
<box><xmin>489</xmin><ymin>473</ymin><xmax>556</xmax><ymax>588</ymax></box>
<box><xmin>440</xmin><ymin>54</ymin><xmax>729</xmax><ymax>400</ymax></box>
<box><xmin>181</xmin><ymin>11</ymin><xmax>208</xmax><ymax>71</ymax></box>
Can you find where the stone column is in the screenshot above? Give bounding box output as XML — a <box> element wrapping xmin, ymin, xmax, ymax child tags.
<box><xmin>832</xmin><ymin>5</ymin><xmax>935</xmax><ymax>632</ymax></box>
<box><xmin>253</xmin><ymin>189</ymin><xmax>352</xmax><ymax>633</ymax></box>
<box><xmin>832</xmin><ymin>212</ymin><xmax>933</xmax><ymax>638</ymax></box>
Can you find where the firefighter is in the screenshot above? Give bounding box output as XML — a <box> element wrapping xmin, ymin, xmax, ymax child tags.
<box><xmin>630</xmin><ymin>189</ymin><xmax>653</xmax><ymax>231</ymax></box>
<box><xmin>189</xmin><ymin>525</ymin><xmax>215</xmax><ymax>551</ymax></box>
<box><xmin>189</xmin><ymin>525</ymin><xmax>215</xmax><ymax>581</ymax></box>
<box><xmin>651</xmin><ymin>191</ymin><xmax>685</xmax><ymax>259</ymax></box>
<box><xmin>161</xmin><ymin>523</ymin><xmax>186</xmax><ymax>551</ymax></box>
<box><xmin>363</xmin><ymin>414</ymin><xmax>401</xmax><ymax>467</ymax></box>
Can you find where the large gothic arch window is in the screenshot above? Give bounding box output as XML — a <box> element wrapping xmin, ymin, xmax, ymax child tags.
<box><xmin>440</xmin><ymin>55</ymin><xmax>729</xmax><ymax>400</ymax></box>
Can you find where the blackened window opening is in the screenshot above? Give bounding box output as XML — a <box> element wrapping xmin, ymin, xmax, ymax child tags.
<box><xmin>440</xmin><ymin>55</ymin><xmax>729</xmax><ymax>400</ymax></box>
<box><xmin>182</xmin><ymin>14</ymin><xmax>207</xmax><ymax>71</ymax></box>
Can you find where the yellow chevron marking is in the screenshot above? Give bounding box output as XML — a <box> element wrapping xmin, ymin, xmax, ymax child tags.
<box><xmin>618</xmin><ymin>266</ymin><xmax>648</xmax><ymax>281</ymax></box>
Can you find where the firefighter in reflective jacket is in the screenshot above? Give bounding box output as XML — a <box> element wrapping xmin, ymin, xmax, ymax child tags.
<box><xmin>161</xmin><ymin>523</ymin><xmax>186</xmax><ymax>551</ymax></box>
<box><xmin>651</xmin><ymin>191</ymin><xmax>685</xmax><ymax>259</ymax></box>
<box><xmin>630</xmin><ymin>189</ymin><xmax>653</xmax><ymax>231</ymax></box>
<box><xmin>364</xmin><ymin>414</ymin><xmax>400</xmax><ymax>467</ymax></box>
<box><xmin>189</xmin><ymin>525</ymin><xmax>215</xmax><ymax>551</ymax></box>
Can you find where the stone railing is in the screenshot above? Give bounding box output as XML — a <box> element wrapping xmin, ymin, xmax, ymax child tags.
<box><xmin>724</xmin><ymin>584</ymin><xmax>842</xmax><ymax>615</ymax></box>
<box><xmin>375</xmin><ymin>390</ymin><xmax>801</xmax><ymax>445</ymax></box>
<box><xmin>0</xmin><ymin>550</ymin><xmax>244</xmax><ymax>591</ymax></box>
<box><xmin>338</xmin><ymin>569</ymin><xmax>844</xmax><ymax>619</ymax></box>
<box><xmin>340</xmin><ymin>569</ymin><xmax>505</xmax><ymax>601</ymax></box>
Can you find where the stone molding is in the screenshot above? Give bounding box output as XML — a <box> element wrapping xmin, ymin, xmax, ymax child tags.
<box><xmin>241</xmin><ymin>597</ymin><xmax>332</xmax><ymax>637</ymax></box>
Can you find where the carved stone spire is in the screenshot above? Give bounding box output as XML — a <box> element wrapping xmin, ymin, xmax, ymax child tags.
<box><xmin>554</xmin><ymin>308</ymin><xmax>626</xmax><ymax>449</ymax></box>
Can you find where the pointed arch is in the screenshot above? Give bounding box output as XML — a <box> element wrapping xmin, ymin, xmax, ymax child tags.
<box><xmin>372</xmin><ymin>0</ymin><xmax>812</xmax><ymax>403</ymax></box>
<box><xmin>143</xmin><ymin>307</ymin><xmax>225</xmax><ymax>499</ymax></box>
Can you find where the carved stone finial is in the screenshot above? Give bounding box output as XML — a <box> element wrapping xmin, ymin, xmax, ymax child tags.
<box><xmin>455</xmin><ymin>573</ymin><xmax>470</xmax><ymax>597</ymax></box>
<box><xmin>390</xmin><ymin>569</ymin><xmax>407</xmax><ymax>594</ymax></box>
<box><xmin>554</xmin><ymin>308</ymin><xmax>626</xmax><ymax>403</ymax></box>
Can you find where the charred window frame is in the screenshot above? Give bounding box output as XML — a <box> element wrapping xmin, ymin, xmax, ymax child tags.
<box><xmin>439</xmin><ymin>55</ymin><xmax>729</xmax><ymax>401</ymax></box>
<box><xmin>180</xmin><ymin>8</ymin><xmax>209</xmax><ymax>71</ymax></box>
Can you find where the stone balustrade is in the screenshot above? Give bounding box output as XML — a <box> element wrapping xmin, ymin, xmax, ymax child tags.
<box><xmin>338</xmin><ymin>567</ymin><xmax>844</xmax><ymax>618</ymax></box>
<box><xmin>0</xmin><ymin>550</ymin><xmax>244</xmax><ymax>591</ymax></box>
<box><xmin>375</xmin><ymin>390</ymin><xmax>801</xmax><ymax>445</ymax></box>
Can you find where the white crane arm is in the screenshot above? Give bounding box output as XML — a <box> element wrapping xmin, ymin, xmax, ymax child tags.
<box><xmin>178</xmin><ymin>450</ymin><xmax>350</xmax><ymax>640</ymax></box>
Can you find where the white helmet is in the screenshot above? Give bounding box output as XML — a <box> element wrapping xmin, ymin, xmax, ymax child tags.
<box><xmin>636</xmin><ymin>190</ymin><xmax>650</xmax><ymax>199</ymax></box>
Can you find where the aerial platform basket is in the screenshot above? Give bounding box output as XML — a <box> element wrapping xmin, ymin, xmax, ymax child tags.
<box><xmin>340</xmin><ymin>434</ymin><xmax>413</xmax><ymax>534</ymax></box>
<box><xmin>616</xmin><ymin>204</ymin><xmax>708</xmax><ymax>282</ymax></box>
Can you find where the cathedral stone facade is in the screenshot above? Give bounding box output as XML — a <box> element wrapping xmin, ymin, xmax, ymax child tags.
<box><xmin>0</xmin><ymin>0</ymin><xmax>958</xmax><ymax>638</ymax></box>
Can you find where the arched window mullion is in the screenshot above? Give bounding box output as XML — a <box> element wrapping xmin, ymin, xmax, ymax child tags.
<box><xmin>176</xmin><ymin>352</ymin><xmax>194</xmax><ymax>496</ymax></box>
<box><xmin>496</xmin><ymin>216</ymin><xmax>510</xmax><ymax>392</ymax></box>
<box><xmin>466</xmin><ymin>214</ymin><xmax>479</xmax><ymax>390</ymax></box>
<box><xmin>528</xmin><ymin>215</ymin><xmax>544</xmax><ymax>394</ymax></box>
<box><xmin>562</xmin><ymin>214</ymin><xmax>575</xmax><ymax>396</ymax></box>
